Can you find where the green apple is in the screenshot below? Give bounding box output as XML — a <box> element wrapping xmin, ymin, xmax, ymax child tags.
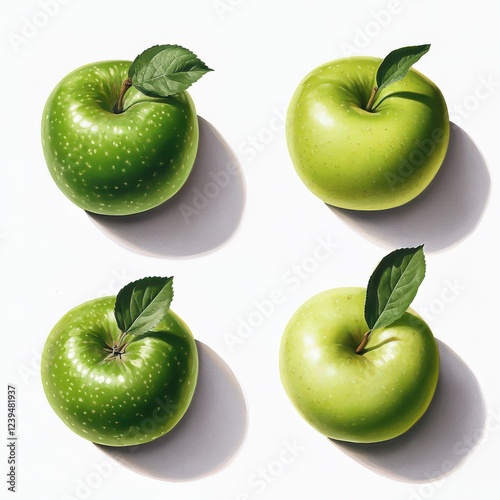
<box><xmin>279</xmin><ymin>247</ymin><xmax>439</xmax><ymax>443</ymax></box>
<box><xmin>41</xmin><ymin>45</ymin><xmax>212</xmax><ymax>216</ymax></box>
<box><xmin>286</xmin><ymin>44</ymin><xmax>450</xmax><ymax>210</ymax></box>
<box><xmin>41</xmin><ymin>277</ymin><xmax>198</xmax><ymax>446</ymax></box>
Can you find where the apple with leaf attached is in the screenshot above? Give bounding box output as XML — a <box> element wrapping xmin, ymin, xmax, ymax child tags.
<box><xmin>286</xmin><ymin>45</ymin><xmax>450</xmax><ymax>210</ymax></box>
<box><xmin>41</xmin><ymin>276</ymin><xmax>198</xmax><ymax>446</ymax></box>
<box><xmin>280</xmin><ymin>246</ymin><xmax>439</xmax><ymax>443</ymax></box>
<box><xmin>41</xmin><ymin>45</ymin><xmax>212</xmax><ymax>216</ymax></box>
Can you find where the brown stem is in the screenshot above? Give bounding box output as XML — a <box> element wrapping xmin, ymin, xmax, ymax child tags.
<box><xmin>115</xmin><ymin>77</ymin><xmax>133</xmax><ymax>114</ymax></box>
<box><xmin>365</xmin><ymin>86</ymin><xmax>378</xmax><ymax>112</ymax></box>
<box><xmin>355</xmin><ymin>330</ymin><xmax>372</xmax><ymax>354</ymax></box>
<box><xmin>111</xmin><ymin>345</ymin><xmax>124</xmax><ymax>358</ymax></box>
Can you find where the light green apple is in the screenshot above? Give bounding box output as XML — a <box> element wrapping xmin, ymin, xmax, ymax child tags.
<box><xmin>279</xmin><ymin>286</ymin><xmax>439</xmax><ymax>443</ymax></box>
<box><xmin>286</xmin><ymin>47</ymin><xmax>450</xmax><ymax>210</ymax></box>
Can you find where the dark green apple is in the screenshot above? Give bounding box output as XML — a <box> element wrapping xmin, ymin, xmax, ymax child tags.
<box><xmin>41</xmin><ymin>277</ymin><xmax>198</xmax><ymax>446</ymax></box>
<box><xmin>41</xmin><ymin>45</ymin><xmax>211</xmax><ymax>216</ymax></box>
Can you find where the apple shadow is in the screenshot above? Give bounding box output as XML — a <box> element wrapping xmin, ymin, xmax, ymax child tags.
<box><xmin>331</xmin><ymin>340</ymin><xmax>486</xmax><ymax>483</ymax></box>
<box><xmin>329</xmin><ymin>123</ymin><xmax>491</xmax><ymax>252</ymax></box>
<box><xmin>87</xmin><ymin>117</ymin><xmax>246</xmax><ymax>258</ymax></box>
<box><xmin>96</xmin><ymin>341</ymin><xmax>248</xmax><ymax>481</ymax></box>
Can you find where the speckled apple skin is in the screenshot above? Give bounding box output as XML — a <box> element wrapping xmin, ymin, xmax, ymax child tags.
<box><xmin>41</xmin><ymin>60</ymin><xmax>198</xmax><ymax>215</ymax></box>
<box><xmin>41</xmin><ymin>296</ymin><xmax>198</xmax><ymax>446</ymax></box>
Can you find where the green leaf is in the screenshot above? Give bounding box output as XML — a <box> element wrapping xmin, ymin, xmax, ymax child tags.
<box><xmin>114</xmin><ymin>276</ymin><xmax>174</xmax><ymax>337</ymax></box>
<box><xmin>128</xmin><ymin>44</ymin><xmax>213</xmax><ymax>98</ymax></box>
<box><xmin>376</xmin><ymin>44</ymin><xmax>431</xmax><ymax>92</ymax></box>
<box><xmin>364</xmin><ymin>246</ymin><xmax>426</xmax><ymax>331</ymax></box>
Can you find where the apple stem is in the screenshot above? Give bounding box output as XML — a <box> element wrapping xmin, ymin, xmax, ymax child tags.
<box><xmin>111</xmin><ymin>345</ymin><xmax>124</xmax><ymax>359</ymax></box>
<box><xmin>117</xmin><ymin>330</ymin><xmax>127</xmax><ymax>348</ymax></box>
<box><xmin>105</xmin><ymin>331</ymin><xmax>132</xmax><ymax>360</ymax></box>
<box><xmin>103</xmin><ymin>343</ymin><xmax>126</xmax><ymax>361</ymax></box>
<box><xmin>356</xmin><ymin>330</ymin><xmax>371</xmax><ymax>354</ymax></box>
<box><xmin>365</xmin><ymin>87</ymin><xmax>378</xmax><ymax>112</ymax></box>
<box><xmin>115</xmin><ymin>78</ymin><xmax>133</xmax><ymax>114</ymax></box>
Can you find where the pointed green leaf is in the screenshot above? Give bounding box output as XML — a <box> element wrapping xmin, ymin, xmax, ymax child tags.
<box><xmin>365</xmin><ymin>246</ymin><xmax>426</xmax><ymax>331</ymax></box>
<box><xmin>114</xmin><ymin>276</ymin><xmax>174</xmax><ymax>337</ymax></box>
<box><xmin>129</xmin><ymin>44</ymin><xmax>212</xmax><ymax>98</ymax></box>
<box><xmin>376</xmin><ymin>44</ymin><xmax>431</xmax><ymax>92</ymax></box>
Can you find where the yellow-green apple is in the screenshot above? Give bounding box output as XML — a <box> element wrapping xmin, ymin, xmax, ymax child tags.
<box><xmin>279</xmin><ymin>246</ymin><xmax>440</xmax><ymax>443</ymax></box>
<box><xmin>286</xmin><ymin>45</ymin><xmax>450</xmax><ymax>210</ymax></box>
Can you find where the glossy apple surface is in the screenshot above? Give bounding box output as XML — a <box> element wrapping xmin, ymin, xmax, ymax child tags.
<box><xmin>279</xmin><ymin>287</ymin><xmax>439</xmax><ymax>443</ymax></box>
<box><xmin>286</xmin><ymin>56</ymin><xmax>450</xmax><ymax>210</ymax></box>
<box><xmin>41</xmin><ymin>60</ymin><xmax>198</xmax><ymax>215</ymax></box>
<box><xmin>41</xmin><ymin>296</ymin><xmax>198</xmax><ymax>446</ymax></box>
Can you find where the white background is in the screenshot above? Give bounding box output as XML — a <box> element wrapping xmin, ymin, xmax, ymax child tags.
<box><xmin>1</xmin><ymin>0</ymin><xmax>499</xmax><ymax>499</ymax></box>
